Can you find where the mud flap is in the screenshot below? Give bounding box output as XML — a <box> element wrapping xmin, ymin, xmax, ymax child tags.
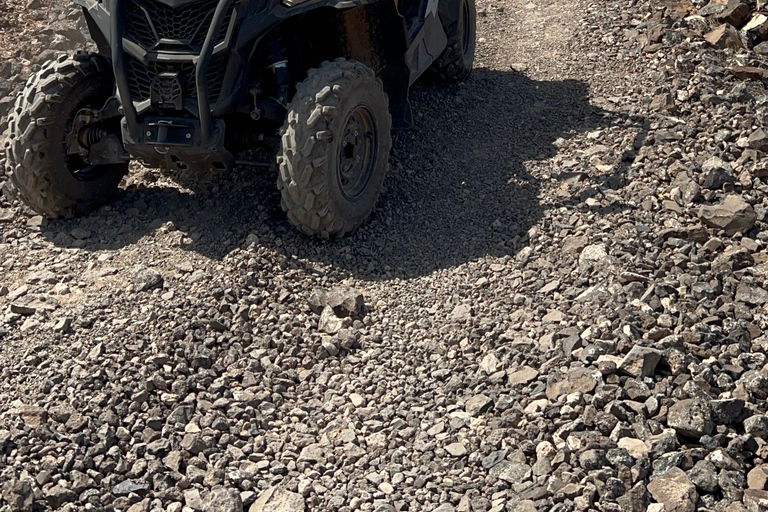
<box><xmin>404</xmin><ymin>13</ymin><xmax>448</xmax><ymax>83</ymax></box>
<box><xmin>383</xmin><ymin>64</ymin><xmax>414</xmax><ymax>129</ymax></box>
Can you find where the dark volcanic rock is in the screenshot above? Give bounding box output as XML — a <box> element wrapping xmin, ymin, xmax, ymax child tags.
<box><xmin>667</xmin><ymin>399</ymin><xmax>714</xmax><ymax>438</ymax></box>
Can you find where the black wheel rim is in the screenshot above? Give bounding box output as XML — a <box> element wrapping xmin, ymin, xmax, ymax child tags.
<box><xmin>338</xmin><ymin>106</ymin><xmax>377</xmax><ymax>200</ymax></box>
<box><xmin>461</xmin><ymin>0</ymin><xmax>472</xmax><ymax>58</ymax></box>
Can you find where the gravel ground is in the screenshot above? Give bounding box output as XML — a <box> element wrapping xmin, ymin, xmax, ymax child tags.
<box><xmin>3</xmin><ymin>0</ymin><xmax>768</xmax><ymax>510</ymax></box>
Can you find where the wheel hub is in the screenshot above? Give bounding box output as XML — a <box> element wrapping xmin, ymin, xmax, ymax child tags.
<box><xmin>338</xmin><ymin>106</ymin><xmax>377</xmax><ymax>199</ymax></box>
<box><xmin>65</xmin><ymin>105</ymin><xmax>128</xmax><ymax>181</ymax></box>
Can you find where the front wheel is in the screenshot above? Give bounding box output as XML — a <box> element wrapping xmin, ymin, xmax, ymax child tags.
<box><xmin>429</xmin><ymin>0</ymin><xmax>477</xmax><ymax>82</ymax></box>
<box><xmin>4</xmin><ymin>52</ymin><xmax>128</xmax><ymax>218</ymax></box>
<box><xmin>276</xmin><ymin>59</ymin><xmax>392</xmax><ymax>238</ymax></box>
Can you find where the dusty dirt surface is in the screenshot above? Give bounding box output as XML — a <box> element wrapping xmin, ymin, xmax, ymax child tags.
<box><xmin>0</xmin><ymin>0</ymin><xmax>92</xmax><ymax>114</ymax></box>
<box><xmin>3</xmin><ymin>0</ymin><xmax>768</xmax><ymax>510</ymax></box>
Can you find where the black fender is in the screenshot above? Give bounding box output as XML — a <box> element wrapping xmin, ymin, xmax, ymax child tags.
<box><xmin>73</xmin><ymin>0</ymin><xmax>112</xmax><ymax>55</ymax></box>
<box><xmin>271</xmin><ymin>0</ymin><xmax>447</xmax><ymax>83</ymax></box>
<box><xmin>237</xmin><ymin>0</ymin><xmax>419</xmax><ymax>128</ymax></box>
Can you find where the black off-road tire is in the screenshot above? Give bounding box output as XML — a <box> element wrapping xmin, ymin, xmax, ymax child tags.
<box><xmin>4</xmin><ymin>52</ymin><xmax>128</xmax><ymax>218</ymax></box>
<box><xmin>277</xmin><ymin>59</ymin><xmax>392</xmax><ymax>237</ymax></box>
<box><xmin>429</xmin><ymin>0</ymin><xmax>477</xmax><ymax>82</ymax></box>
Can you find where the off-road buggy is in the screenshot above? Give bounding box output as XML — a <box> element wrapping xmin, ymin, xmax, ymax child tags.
<box><xmin>3</xmin><ymin>0</ymin><xmax>475</xmax><ymax>236</ymax></box>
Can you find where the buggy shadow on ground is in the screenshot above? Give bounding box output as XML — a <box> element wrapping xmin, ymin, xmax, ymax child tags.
<box><xmin>43</xmin><ymin>68</ymin><xmax>620</xmax><ymax>280</ymax></box>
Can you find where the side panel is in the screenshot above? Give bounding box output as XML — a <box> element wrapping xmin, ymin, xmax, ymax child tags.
<box><xmin>404</xmin><ymin>12</ymin><xmax>447</xmax><ymax>83</ymax></box>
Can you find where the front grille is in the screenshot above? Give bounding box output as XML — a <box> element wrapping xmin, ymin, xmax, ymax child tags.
<box><xmin>207</xmin><ymin>54</ymin><xmax>228</xmax><ymax>104</ymax></box>
<box><xmin>125</xmin><ymin>53</ymin><xmax>229</xmax><ymax>106</ymax></box>
<box><xmin>125</xmin><ymin>0</ymin><xmax>234</xmax><ymax>51</ymax></box>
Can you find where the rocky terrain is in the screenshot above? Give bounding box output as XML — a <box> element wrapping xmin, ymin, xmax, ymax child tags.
<box><xmin>3</xmin><ymin>0</ymin><xmax>768</xmax><ymax>510</ymax></box>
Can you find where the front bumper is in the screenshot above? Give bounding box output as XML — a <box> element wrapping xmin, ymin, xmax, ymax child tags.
<box><xmin>107</xmin><ymin>0</ymin><xmax>238</xmax><ymax>170</ymax></box>
<box><xmin>121</xmin><ymin>116</ymin><xmax>235</xmax><ymax>171</ymax></box>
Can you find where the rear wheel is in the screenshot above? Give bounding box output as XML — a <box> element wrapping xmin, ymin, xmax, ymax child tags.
<box><xmin>429</xmin><ymin>0</ymin><xmax>477</xmax><ymax>82</ymax></box>
<box><xmin>4</xmin><ymin>52</ymin><xmax>129</xmax><ymax>218</ymax></box>
<box><xmin>276</xmin><ymin>59</ymin><xmax>392</xmax><ymax>237</ymax></box>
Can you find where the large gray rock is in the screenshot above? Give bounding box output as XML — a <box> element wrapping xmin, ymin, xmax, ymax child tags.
<box><xmin>70</xmin><ymin>470</ymin><xmax>94</xmax><ymax>493</ymax></box>
<box><xmin>748</xmin><ymin>465</ymin><xmax>768</xmax><ymax>490</ymax></box>
<box><xmin>710</xmin><ymin>398</ymin><xmax>745</xmax><ymax>425</ymax></box>
<box><xmin>326</xmin><ymin>287</ymin><xmax>365</xmax><ymax>318</ymax></box>
<box><xmin>618</xmin><ymin>346</ymin><xmax>663</xmax><ymax>377</ymax></box>
<box><xmin>2</xmin><ymin>479</ymin><xmax>33</xmax><ymax>512</ymax></box>
<box><xmin>309</xmin><ymin>287</ymin><xmax>365</xmax><ymax>318</ymax></box>
<box><xmin>745</xmin><ymin>489</ymin><xmax>768</xmax><ymax>512</ymax></box>
<box><xmin>719</xmin><ymin>469</ymin><xmax>746</xmax><ymax>501</ymax></box>
<box><xmin>465</xmin><ymin>394</ymin><xmax>493</xmax><ymax>416</ymax></box>
<box><xmin>749</xmin><ymin>128</ymin><xmax>768</xmax><ymax>152</ymax></box>
<box><xmin>699</xmin><ymin>195</ymin><xmax>756</xmax><ymax>236</ymax></box>
<box><xmin>647</xmin><ymin>467</ymin><xmax>696</xmax><ymax>512</ymax></box>
<box><xmin>546</xmin><ymin>367</ymin><xmax>601</xmax><ymax>399</ymax></box>
<box><xmin>715</xmin><ymin>2</ymin><xmax>750</xmax><ymax>27</ymax></box>
<box><xmin>11</xmin><ymin>404</ymin><xmax>47</xmax><ymax>428</ymax></box>
<box><xmin>756</xmin><ymin>41</ymin><xmax>768</xmax><ymax>55</ymax></box>
<box><xmin>44</xmin><ymin>484</ymin><xmax>77</xmax><ymax>509</ymax></box>
<box><xmin>205</xmin><ymin>487</ymin><xmax>243</xmax><ymax>512</ymax></box>
<box><xmin>667</xmin><ymin>399</ymin><xmax>713</xmax><ymax>438</ymax></box>
<box><xmin>508</xmin><ymin>366</ymin><xmax>539</xmax><ymax>385</ymax></box>
<box><xmin>704</xmin><ymin>24</ymin><xmax>743</xmax><ymax>50</ymax></box>
<box><xmin>744</xmin><ymin>415</ymin><xmax>768</xmax><ymax>436</ymax></box>
<box><xmin>180</xmin><ymin>433</ymin><xmax>208</xmax><ymax>455</ymax></box>
<box><xmin>318</xmin><ymin>307</ymin><xmax>344</xmax><ymax>334</ymax></box>
<box><xmin>737</xmin><ymin>370</ymin><xmax>768</xmax><ymax>399</ymax></box>
<box><xmin>579</xmin><ymin>243</ymin><xmax>608</xmax><ymax>265</ymax></box>
<box><xmin>112</xmin><ymin>479</ymin><xmax>150</xmax><ymax>496</ymax></box>
<box><xmin>249</xmin><ymin>487</ymin><xmax>305</xmax><ymax>512</ymax></box>
<box><xmin>736</xmin><ymin>281</ymin><xmax>768</xmax><ymax>306</ymax></box>
<box><xmin>298</xmin><ymin>444</ymin><xmax>324</xmax><ymax>463</ymax></box>
<box><xmin>451</xmin><ymin>304</ymin><xmax>473</xmax><ymax>322</ymax></box>
<box><xmin>131</xmin><ymin>265</ymin><xmax>163</xmax><ymax>292</ymax></box>
<box><xmin>688</xmin><ymin>460</ymin><xmax>719</xmax><ymax>493</ymax></box>
<box><xmin>562</xmin><ymin>235</ymin><xmax>589</xmax><ymax>254</ymax></box>
<box><xmin>489</xmin><ymin>461</ymin><xmax>533</xmax><ymax>483</ymax></box>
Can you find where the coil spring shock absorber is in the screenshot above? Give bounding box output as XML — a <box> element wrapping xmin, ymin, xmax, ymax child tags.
<box><xmin>79</xmin><ymin>127</ymin><xmax>108</xmax><ymax>148</ymax></box>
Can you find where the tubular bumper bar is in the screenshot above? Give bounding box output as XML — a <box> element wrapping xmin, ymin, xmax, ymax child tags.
<box><xmin>196</xmin><ymin>0</ymin><xmax>233</xmax><ymax>141</ymax></box>
<box><xmin>110</xmin><ymin>0</ymin><xmax>138</xmax><ymax>141</ymax></box>
<box><xmin>109</xmin><ymin>0</ymin><xmax>233</xmax><ymax>144</ymax></box>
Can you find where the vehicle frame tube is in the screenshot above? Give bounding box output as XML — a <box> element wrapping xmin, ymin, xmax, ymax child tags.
<box><xmin>108</xmin><ymin>0</ymin><xmax>139</xmax><ymax>141</ymax></box>
<box><xmin>197</xmin><ymin>0</ymin><xmax>233</xmax><ymax>142</ymax></box>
